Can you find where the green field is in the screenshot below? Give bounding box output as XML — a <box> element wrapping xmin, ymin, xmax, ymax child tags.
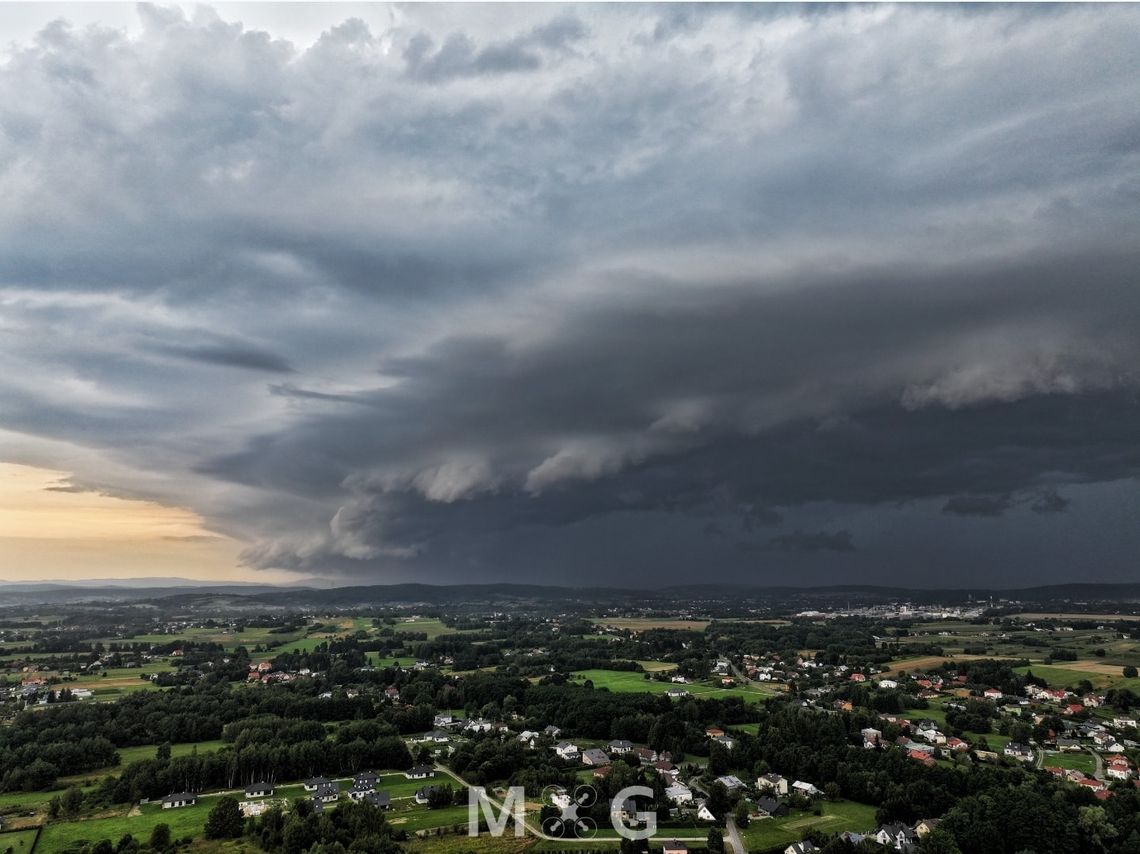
<box><xmin>0</xmin><ymin>829</ymin><xmax>38</xmax><ymax>854</ymax></box>
<box><xmin>571</xmin><ymin>670</ymin><xmax>779</xmax><ymax>702</ymax></box>
<box><xmin>1013</xmin><ymin>665</ymin><xmax>1140</xmax><ymax>693</ymax></box>
<box><xmin>741</xmin><ymin>799</ymin><xmax>878</xmax><ymax>851</ymax></box>
<box><xmin>1042</xmin><ymin>751</ymin><xmax>1097</xmax><ymax>775</ymax></box>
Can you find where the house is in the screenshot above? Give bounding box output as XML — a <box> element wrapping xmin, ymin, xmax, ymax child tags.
<box><xmin>662</xmin><ymin>841</ymin><xmax>689</xmax><ymax>854</ymax></box>
<box><xmin>314</xmin><ymin>783</ymin><xmax>340</xmax><ymax>803</ymax></box>
<box><xmin>364</xmin><ymin>791</ymin><xmax>390</xmax><ymax>809</ymax></box>
<box><xmin>665</xmin><ymin>784</ymin><xmax>693</xmax><ymax>804</ymax></box>
<box><xmin>632</xmin><ymin>746</ymin><xmax>658</xmax><ymax>764</ymax></box>
<box><xmin>908</xmin><ymin>749</ymin><xmax>936</xmax><ymax>767</ymax></box>
<box><xmin>755</xmin><ymin>796</ymin><xmax>788</xmax><ymax>818</ymax></box>
<box><xmin>384</xmin><ymin>685</ymin><xmax>400</xmax><ymax>701</ymax></box>
<box><xmin>696</xmin><ymin>802</ymin><xmax>717</xmax><ymax>822</ymax></box>
<box><xmin>784</xmin><ymin>843</ymin><xmax>818</xmax><ymax>854</ymax></box>
<box><xmin>354</xmin><ymin>771</ymin><xmax>379</xmax><ymax>788</ymax></box>
<box><xmin>415</xmin><ymin>786</ymin><xmax>444</xmax><ymax>805</ymax></box>
<box><xmin>879</xmin><ymin>679</ymin><xmax>898</xmax><ymax>689</ymax></box>
<box><xmin>434</xmin><ymin>714</ymin><xmax>454</xmax><ymax>727</ymax></box>
<box><xmin>582</xmin><ymin>748</ymin><xmax>611</xmax><ymax>766</ymax></box>
<box><xmin>418</xmin><ymin>730</ymin><xmax>450</xmax><ymax>743</ymax></box>
<box><xmin>162</xmin><ymin>792</ymin><xmax>196</xmax><ymax>809</ymax></box>
<box><xmin>792</xmin><ymin>781</ymin><xmax>820</xmax><ymax>798</ymax></box>
<box><xmin>348</xmin><ymin>783</ymin><xmax>376</xmax><ymax>801</ymax></box>
<box><xmin>705</xmin><ymin>727</ymin><xmax>725</xmax><ymax>738</ymax></box>
<box><xmin>245</xmin><ymin>782</ymin><xmax>273</xmax><ymax>798</ymax></box>
<box><xmin>1056</xmin><ymin>738</ymin><xmax>1082</xmax><ymax>752</ymax></box>
<box><xmin>544</xmin><ymin>725</ymin><xmax>562</xmax><ymax>738</ymax></box>
<box><xmin>405</xmin><ymin>765</ymin><xmax>435</xmax><ymax>779</ymax></box>
<box><xmin>984</xmin><ymin>688</ymin><xmax>1003</xmax><ymax>700</ymax></box>
<box><xmin>553</xmin><ymin>742</ymin><xmax>580</xmax><ymax>762</ymax></box>
<box><xmin>862</xmin><ymin>727</ymin><xmax>882</xmax><ymax>748</ymax></box>
<box><xmin>715</xmin><ymin>775</ymin><xmax>745</xmax><ymax>790</ymax></box>
<box><xmin>1004</xmin><ymin>743</ymin><xmax>1035</xmax><ymax>762</ymax></box>
<box><xmin>712</xmin><ymin>734</ymin><xmax>736</xmax><ymax>750</ymax></box>
<box><xmin>945</xmin><ymin>737</ymin><xmax>969</xmax><ymax>752</ymax></box>
<box><xmin>1114</xmin><ymin>717</ymin><xmax>1138</xmax><ymax>729</ymax></box>
<box><xmin>874</xmin><ymin>823</ymin><xmax>917</xmax><ymax>852</ymax></box>
<box><xmin>757</xmin><ymin>773</ymin><xmax>789</xmax><ymax>795</ymax></box>
<box><xmin>304</xmin><ymin>777</ymin><xmax>332</xmax><ymax>791</ymax></box>
<box><xmin>608</xmin><ymin>739</ymin><xmax>634</xmax><ymax>754</ymax></box>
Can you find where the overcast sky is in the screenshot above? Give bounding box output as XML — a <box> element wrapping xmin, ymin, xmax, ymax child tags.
<box><xmin>2</xmin><ymin>3</ymin><xmax>1139</xmax><ymax>588</ymax></box>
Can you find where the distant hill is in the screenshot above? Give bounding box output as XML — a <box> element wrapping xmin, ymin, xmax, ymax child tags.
<box><xmin>1</xmin><ymin>580</ymin><xmax>1138</xmax><ymax>608</ymax></box>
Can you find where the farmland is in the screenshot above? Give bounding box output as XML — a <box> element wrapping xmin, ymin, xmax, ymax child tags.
<box><xmin>570</xmin><ymin>669</ymin><xmax>780</xmax><ymax>701</ymax></box>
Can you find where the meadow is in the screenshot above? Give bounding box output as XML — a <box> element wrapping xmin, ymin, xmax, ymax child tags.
<box><xmin>570</xmin><ymin>670</ymin><xmax>780</xmax><ymax>701</ymax></box>
<box><xmin>740</xmin><ymin>799</ymin><xmax>878</xmax><ymax>851</ymax></box>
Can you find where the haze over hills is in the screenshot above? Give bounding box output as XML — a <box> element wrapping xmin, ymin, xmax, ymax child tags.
<box><xmin>2</xmin><ymin>580</ymin><xmax>1139</xmax><ymax>609</ymax></box>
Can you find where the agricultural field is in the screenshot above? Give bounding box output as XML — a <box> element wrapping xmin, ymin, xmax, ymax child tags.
<box><xmin>1013</xmin><ymin>664</ymin><xmax>1140</xmax><ymax>693</ymax></box>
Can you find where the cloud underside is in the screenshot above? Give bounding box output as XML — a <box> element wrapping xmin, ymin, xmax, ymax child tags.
<box><xmin>1</xmin><ymin>4</ymin><xmax>1139</xmax><ymax>584</ymax></box>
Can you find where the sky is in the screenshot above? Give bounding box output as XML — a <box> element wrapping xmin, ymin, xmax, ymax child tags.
<box><xmin>1</xmin><ymin>3</ymin><xmax>1139</xmax><ymax>589</ymax></box>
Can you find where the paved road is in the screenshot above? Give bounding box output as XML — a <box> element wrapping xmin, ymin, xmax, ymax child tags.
<box><xmin>1088</xmin><ymin>748</ymin><xmax>1105</xmax><ymax>780</ymax></box>
<box><xmin>725</xmin><ymin>816</ymin><xmax>743</xmax><ymax>854</ymax></box>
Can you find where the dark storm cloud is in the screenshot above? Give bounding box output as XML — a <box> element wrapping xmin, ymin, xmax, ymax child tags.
<box><xmin>154</xmin><ymin>343</ymin><xmax>295</xmax><ymax>373</ymax></box>
<box><xmin>2</xmin><ymin>4</ymin><xmax>1140</xmax><ymax>586</ymax></box>
<box><xmin>942</xmin><ymin>495</ymin><xmax>1014</xmax><ymax>518</ymax></box>
<box><xmin>1031</xmin><ymin>489</ymin><xmax>1071</xmax><ymax>515</ymax></box>
<box><xmin>764</xmin><ymin>530</ymin><xmax>855</xmax><ymax>554</ymax></box>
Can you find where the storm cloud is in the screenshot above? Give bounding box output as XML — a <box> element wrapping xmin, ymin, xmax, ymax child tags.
<box><xmin>2</xmin><ymin>4</ymin><xmax>1139</xmax><ymax>587</ymax></box>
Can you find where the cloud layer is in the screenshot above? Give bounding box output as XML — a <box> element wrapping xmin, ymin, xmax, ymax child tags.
<box><xmin>2</xmin><ymin>4</ymin><xmax>1140</xmax><ymax>586</ymax></box>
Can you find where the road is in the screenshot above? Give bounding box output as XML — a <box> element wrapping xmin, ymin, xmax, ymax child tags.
<box><xmin>1088</xmin><ymin>748</ymin><xmax>1104</xmax><ymax>780</ymax></box>
<box><xmin>725</xmin><ymin>816</ymin><xmax>744</xmax><ymax>854</ymax></box>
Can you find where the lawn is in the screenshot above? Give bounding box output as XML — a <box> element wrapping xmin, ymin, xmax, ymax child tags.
<box><xmin>1042</xmin><ymin>751</ymin><xmax>1097</xmax><ymax>775</ymax></box>
<box><xmin>741</xmin><ymin>800</ymin><xmax>878</xmax><ymax>852</ymax></box>
<box><xmin>571</xmin><ymin>670</ymin><xmax>779</xmax><ymax>702</ymax></box>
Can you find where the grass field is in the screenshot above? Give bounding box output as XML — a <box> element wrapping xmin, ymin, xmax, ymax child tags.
<box><xmin>1014</xmin><ymin>664</ymin><xmax>1140</xmax><ymax>693</ymax></box>
<box><xmin>741</xmin><ymin>799</ymin><xmax>877</xmax><ymax>851</ymax></box>
<box><xmin>1010</xmin><ymin>613</ymin><xmax>1140</xmax><ymax>622</ymax></box>
<box><xmin>1042</xmin><ymin>751</ymin><xmax>1097</xmax><ymax>775</ymax></box>
<box><xmin>635</xmin><ymin>660</ymin><xmax>679</xmax><ymax>673</ymax></box>
<box><xmin>34</xmin><ymin>770</ymin><xmax>452</xmax><ymax>853</ymax></box>
<box><xmin>0</xmin><ymin>829</ymin><xmax>38</xmax><ymax>854</ymax></box>
<box><xmin>591</xmin><ymin>619</ymin><xmax>710</xmax><ymax>633</ymax></box>
<box><xmin>571</xmin><ymin>670</ymin><xmax>779</xmax><ymax>702</ymax></box>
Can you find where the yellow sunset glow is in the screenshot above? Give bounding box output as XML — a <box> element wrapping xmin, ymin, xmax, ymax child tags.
<box><xmin>0</xmin><ymin>462</ymin><xmax>293</xmax><ymax>583</ymax></box>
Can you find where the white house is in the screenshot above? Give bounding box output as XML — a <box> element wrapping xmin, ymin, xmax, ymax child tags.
<box><xmin>553</xmin><ymin>742</ymin><xmax>580</xmax><ymax>761</ymax></box>
<box><xmin>792</xmin><ymin>781</ymin><xmax>820</xmax><ymax>797</ymax></box>
<box><xmin>665</xmin><ymin>784</ymin><xmax>693</xmax><ymax>804</ymax></box>
<box><xmin>162</xmin><ymin>793</ymin><xmax>196</xmax><ymax>809</ymax></box>
<box><xmin>757</xmin><ymin>773</ymin><xmax>789</xmax><ymax>795</ymax></box>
